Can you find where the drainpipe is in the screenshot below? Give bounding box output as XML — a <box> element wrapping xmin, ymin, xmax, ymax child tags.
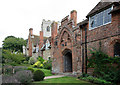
<box><xmin>80</xmin><ymin>26</ymin><xmax>84</xmax><ymax>74</ymax></box>
<box><xmin>85</xmin><ymin>27</ymin><xmax>87</xmax><ymax>74</ymax></box>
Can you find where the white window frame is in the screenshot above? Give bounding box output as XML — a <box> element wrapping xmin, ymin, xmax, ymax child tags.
<box><xmin>89</xmin><ymin>6</ymin><xmax>113</xmax><ymax>30</ymax></box>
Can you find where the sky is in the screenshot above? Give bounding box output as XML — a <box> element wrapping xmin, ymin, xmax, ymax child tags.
<box><xmin>0</xmin><ymin>0</ymin><xmax>101</xmax><ymax>47</ymax></box>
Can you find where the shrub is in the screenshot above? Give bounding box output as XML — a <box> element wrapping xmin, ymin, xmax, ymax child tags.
<box><xmin>40</xmin><ymin>64</ymin><xmax>43</xmax><ymax>68</ymax></box>
<box><xmin>2</xmin><ymin>65</ymin><xmax>13</xmax><ymax>75</ymax></box>
<box><xmin>14</xmin><ymin>70</ymin><xmax>33</xmax><ymax>84</ymax></box>
<box><xmin>2</xmin><ymin>75</ymin><xmax>20</xmax><ymax>83</ymax></box>
<box><xmin>28</xmin><ymin>57</ymin><xmax>37</xmax><ymax>65</ymax></box>
<box><xmin>2</xmin><ymin>50</ymin><xmax>25</xmax><ymax>65</ymax></box>
<box><xmin>23</xmin><ymin>61</ymin><xmax>28</xmax><ymax>64</ymax></box>
<box><xmin>43</xmin><ymin>60</ymin><xmax>52</xmax><ymax>70</ymax></box>
<box><xmin>88</xmin><ymin>48</ymin><xmax>120</xmax><ymax>84</ymax></box>
<box><xmin>79</xmin><ymin>76</ymin><xmax>112</xmax><ymax>85</ymax></box>
<box><xmin>33</xmin><ymin>70</ymin><xmax>45</xmax><ymax>81</ymax></box>
<box><xmin>27</xmin><ymin>67</ymin><xmax>34</xmax><ymax>73</ymax></box>
<box><xmin>33</xmin><ymin>61</ymin><xmax>41</xmax><ymax>68</ymax></box>
<box><xmin>14</xmin><ymin>66</ymin><xmax>27</xmax><ymax>73</ymax></box>
<box><xmin>37</xmin><ymin>56</ymin><xmax>45</xmax><ymax>64</ymax></box>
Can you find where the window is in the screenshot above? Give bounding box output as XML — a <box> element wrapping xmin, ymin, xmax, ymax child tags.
<box><xmin>89</xmin><ymin>7</ymin><xmax>112</xmax><ymax>30</ymax></box>
<box><xmin>47</xmin><ymin>26</ymin><xmax>50</xmax><ymax>32</ymax></box>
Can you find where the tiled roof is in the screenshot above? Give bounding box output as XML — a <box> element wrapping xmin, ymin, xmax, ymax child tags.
<box><xmin>31</xmin><ymin>35</ymin><xmax>39</xmax><ymax>46</ymax></box>
<box><xmin>77</xmin><ymin>19</ymin><xmax>88</xmax><ymax>27</ymax></box>
<box><xmin>86</xmin><ymin>2</ymin><xmax>113</xmax><ymax>17</ymax></box>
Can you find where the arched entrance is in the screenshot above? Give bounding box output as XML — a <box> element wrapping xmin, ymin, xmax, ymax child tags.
<box><xmin>114</xmin><ymin>42</ymin><xmax>120</xmax><ymax>57</ymax></box>
<box><xmin>63</xmin><ymin>49</ymin><xmax>72</xmax><ymax>72</ymax></box>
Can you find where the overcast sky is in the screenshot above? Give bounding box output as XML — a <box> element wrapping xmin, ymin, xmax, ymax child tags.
<box><xmin>0</xmin><ymin>0</ymin><xmax>101</xmax><ymax>47</ymax></box>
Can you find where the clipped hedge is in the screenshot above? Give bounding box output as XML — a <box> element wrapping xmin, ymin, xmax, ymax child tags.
<box><xmin>33</xmin><ymin>70</ymin><xmax>45</xmax><ymax>81</ymax></box>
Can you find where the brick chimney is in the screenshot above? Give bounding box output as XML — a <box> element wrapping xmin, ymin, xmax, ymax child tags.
<box><xmin>28</xmin><ymin>28</ymin><xmax>33</xmax><ymax>57</ymax></box>
<box><xmin>51</xmin><ymin>22</ymin><xmax>58</xmax><ymax>47</ymax></box>
<box><xmin>52</xmin><ymin>22</ymin><xmax>58</xmax><ymax>39</ymax></box>
<box><xmin>29</xmin><ymin>28</ymin><xmax>33</xmax><ymax>35</ymax></box>
<box><xmin>39</xmin><ymin>31</ymin><xmax>44</xmax><ymax>57</ymax></box>
<box><xmin>70</xmin><ymin>10</ymin><xmax>77</xmax><ymax>26</ymax></box>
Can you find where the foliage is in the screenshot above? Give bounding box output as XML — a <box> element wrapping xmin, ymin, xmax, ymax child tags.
<box><xmin>27</xmin><ymin>67</ymin><xmax>34</xmax><ymax>73</ymax></box>
<box><xmin>28</xmin><ymin>57</ymin><xmax>37</xmax><ymax>65</ymax></box>
<box><xmin>88</xmin><ymin>48</ymin><xmax>120</xmax><ymax>84</ymax></box>
<box><xmin>33</xmin><ymin>70</ymin><xmax>45</xmax><ymax>81</ymax></box>
<box><xmin>2</xmin><ymin>65</ymin><xmax>27</xmax><ymax>75</ymax></box>
<box><xmin>2</xmin><ymin>65</ymin><xmax>13</xmax><ymax>75</ymax></box>
<box><xmin>2</xmin><ymin>50</ymin><xmax>25</xmax><ymax>65</ymax></box>
<box><xmin>79</xmin><ymin>76</ymin><xmax>112</xmax><ymax>85</ymax></box>
<box><xmin>43</xmin><ymin>59</ymin><xmax>52</xmax><ymax>70</ymax></box>
<box><xmin>14</xmin><ymin>66</ymin><xmax>27</xmax><ymax>73</ymax></box>
<box><xmin>37</xmin><ymin>56</ymin><xmax>45</xmax><ymax>64</ymax></box>
<box><xmin>14</xmin><ymin>70</ymin><xmax>33</xmax><ymax>84</ymax></box>
<box><xmin>2</xmin><ymin>75</ymin><xmax>20</xmax><ymax>83</ymax></box>
<box><xmin>33</xmin><ymin>61</ymin><xmax>41</xmax><ymax>68</ymax></box>
<box><xmin>30</xmin><ymin>68</ymin><xmax>53</xmax><ymax>77</ymax></box>
<box><xmin>2</xmin><ymin>36</ymin><xmax>27</xmax><ymax>52</ymax></box>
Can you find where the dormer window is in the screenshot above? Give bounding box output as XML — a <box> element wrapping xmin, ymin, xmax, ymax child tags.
<box><xmin>89</xmin><ymin>7</ymin><xmax>112</xmax><ymax>30</ymax></box>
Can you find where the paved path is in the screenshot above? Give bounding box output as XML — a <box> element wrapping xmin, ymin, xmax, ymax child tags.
<box><xmin>44</xmin><ymin>75</ymin><xmax>65</xmax><ymax>79</ymax></box>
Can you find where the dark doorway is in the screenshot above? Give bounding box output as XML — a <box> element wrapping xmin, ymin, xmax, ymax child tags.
<box><xmin>63</xmin><ymin>50</ymin><xmax>72</xmax><ymax>72</ymax></box>
<box><xmin>114</xmin><ymin>42</ymin><xmax>120</xmax><ymax>57</ymax></box>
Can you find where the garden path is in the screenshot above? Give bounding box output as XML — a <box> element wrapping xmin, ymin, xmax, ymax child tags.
<box><xmin>44</xmin><ymin>75</ymin><xmax>65</xmax><ymax>79</ymax></box>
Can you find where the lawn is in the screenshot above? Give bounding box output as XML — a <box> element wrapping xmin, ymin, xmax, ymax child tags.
<box><xmin>25</xmin><ymin>64</ymin><xmax>53</xmax><ymax>77</ymax></box>
<box><xmin>33</xmin><ymin>76</ymin><xmax>96</xmax><ymax>85</ymax></box>
<box><xmin>32</xmin><ymin>68</ymin><xmax>53</xmax><ymax>77</ymax></box>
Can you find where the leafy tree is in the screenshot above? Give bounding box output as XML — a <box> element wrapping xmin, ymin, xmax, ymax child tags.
<box><xmin>2</xmin><ymin>36</ymin><xmax>26</xmax><ymax>52</ymax></box>
<box><xmin>2</xmin><ymin>49</ymin><xmax>25</xmax><ymax>65</ymax></box>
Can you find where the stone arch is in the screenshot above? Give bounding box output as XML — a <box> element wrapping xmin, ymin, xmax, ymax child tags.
<box><xmin>62</xmin><ymin>49</ymin><xmax>72</xmax><ymax>72</ymax></box>
<box><xmin>109</xmin><ymin>39</ymin><xmax>120</xmax><ymax>57</ymax></box>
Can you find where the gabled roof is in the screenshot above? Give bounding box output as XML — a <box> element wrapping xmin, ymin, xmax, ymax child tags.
<box><xmin>86</xmin><ymin>2</ymin><xmax>113</xmax><ymax>17</ymax></box>
<box><xmin>77</xmin><ymin>19</ymin><xmax>88</xmax><ymax>27</ymax></box>
<box><xmin>31</xmin><ymin>35</ymin><xmax>39</xmax><ymax>46</ymax></box>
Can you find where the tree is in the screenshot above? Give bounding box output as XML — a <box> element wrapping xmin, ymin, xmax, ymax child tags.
<box><xmin>2</xmin><ymin>36</ymin><xmax>26</xmax><ymax>52</ymax></box>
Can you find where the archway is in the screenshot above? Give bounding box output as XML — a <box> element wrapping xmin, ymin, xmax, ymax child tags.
<box><xmin>63</xmin><ymin>49</ymin><xmax>72</xmax><ymax>72</ymax></box>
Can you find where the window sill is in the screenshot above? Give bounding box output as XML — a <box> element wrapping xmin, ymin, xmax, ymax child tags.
<box><xmin>89</xmin><ymin>21</ymin><xmax>111</xmax><ymax>30</ymax></box>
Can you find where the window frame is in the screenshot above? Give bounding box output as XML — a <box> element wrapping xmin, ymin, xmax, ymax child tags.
<box><xmin>89</xmin><ymin>6</ymin><xmax>112</xmax><ymax>30</ymax></box>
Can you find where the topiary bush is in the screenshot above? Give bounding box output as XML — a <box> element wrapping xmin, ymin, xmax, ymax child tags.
<box><xmin>33</xmin><ymin>70</ymin><xmax>45</xmax><ymax>81</ymax></box>
<box><xmin>14</xmin><ymin>70</ymin><xmax>33</xmax><ymax>84</ymax></box>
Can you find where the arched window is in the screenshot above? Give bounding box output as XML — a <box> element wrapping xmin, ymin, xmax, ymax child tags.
<box><xmin>47</xmin><ymin>26</ymin><xmax>50</xmax><ymax>32</ymax></box>
<box><xmin>114</xmin><ymin>42</ymin><xmax>120</xmax><ymax>57</ymax></box>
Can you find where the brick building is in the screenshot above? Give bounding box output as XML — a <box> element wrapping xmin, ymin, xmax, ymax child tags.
<box><xmin>25</xmin><ymin>20</ymin><xmax>60</xmax><ymax>60</ymax></box>
<box><xmin>51</xmin><ymin>1</ymin><xmax>120</xmax><ymax>75</ymax></box>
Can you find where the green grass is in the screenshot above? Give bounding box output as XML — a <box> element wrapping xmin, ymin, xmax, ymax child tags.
<box><xmin>33</xmin><ymin>76</ymin><xmax>96</xmax><ymax>85</ymax></box>
<box><xmin>31</xmin><ymin>68</ymin><xmax>53</xmax><ymax>77</ymax></box>
<box><xmin>26</xmin><ymin>64</ymin><xmax>53</xmax><ymax>77</ymax></box>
